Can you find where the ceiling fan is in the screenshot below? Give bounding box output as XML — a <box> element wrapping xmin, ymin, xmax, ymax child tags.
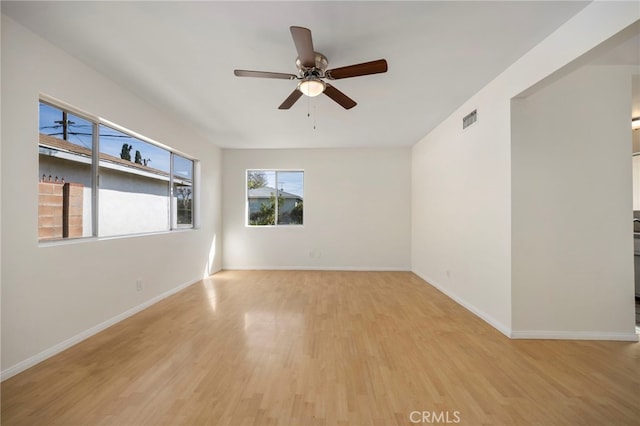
<box><xmin>234</xmin><ymin>26</ymin><xmax>388</xmax><ymax>110</ymax></box>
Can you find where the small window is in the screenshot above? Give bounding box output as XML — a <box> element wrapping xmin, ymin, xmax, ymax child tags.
<box><xmin>247</xmin><ymin>170</ymin><xmax>304</xmax><ymax>226</ymax></box>
<box><xmin>38</xmin><ymin>98</ymin><xmax>198</xmax><ymax>242</ymax></box>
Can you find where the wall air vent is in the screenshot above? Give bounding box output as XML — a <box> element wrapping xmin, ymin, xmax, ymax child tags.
<box><xmin>462</xmin><ymin>109</ymin><xmax>478</xmax><ymax>129</ymax></box>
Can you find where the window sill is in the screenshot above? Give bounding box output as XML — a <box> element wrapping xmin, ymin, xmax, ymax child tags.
<box><xmin>245</xmin><ymin>225</ymin><xmax>305</xmax><ymax>228</ymax></box>
<box><xmin>38</xmin><ymin>227</ymin><xmax>198</xmax><ymax>247</ymax></box>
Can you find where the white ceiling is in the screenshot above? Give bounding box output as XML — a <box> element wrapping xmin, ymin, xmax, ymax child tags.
<box><xmin>2</xmin><ymin>1</ymin><xmax>592</xmax><ymax>149</ymax></box>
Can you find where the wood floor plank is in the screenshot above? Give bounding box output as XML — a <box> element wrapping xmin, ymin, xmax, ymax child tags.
<box><xmin>1</xmin><ymin>270</ymin><xmax>639</xmax><ymax>425</ymax></box>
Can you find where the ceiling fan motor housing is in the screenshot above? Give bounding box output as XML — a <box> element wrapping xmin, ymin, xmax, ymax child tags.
<box><xmin>296</xmin><ymin>52</ymin><xmax>328</xmax><ymax>76</ymax></box>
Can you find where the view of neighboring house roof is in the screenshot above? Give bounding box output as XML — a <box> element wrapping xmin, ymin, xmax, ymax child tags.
<box><xmin>248</xmin><ymin>186</ymin><xmax>302</xmax><ymax>200</ymax></box>
<box><xmin>39</xmin><ymin>132</ymin><xmax>174</xmax><ymax>179</ymax></box>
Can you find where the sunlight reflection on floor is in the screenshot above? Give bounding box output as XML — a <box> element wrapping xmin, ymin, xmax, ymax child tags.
<box><xmin>203</xmin><ymin>280</ymin><xmax>217</xmax><ymax>312</ymax></box>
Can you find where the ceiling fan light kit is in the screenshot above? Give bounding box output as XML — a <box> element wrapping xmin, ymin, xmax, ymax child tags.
<box><xmin>298</xmin><ymin>78</ymin><xmax>325</xmax><ymax>97</ymax></box>
<box><xmin>234</xmin><ymin>26</ymin><xmax>388</xmax><ymax>110</ymax></box>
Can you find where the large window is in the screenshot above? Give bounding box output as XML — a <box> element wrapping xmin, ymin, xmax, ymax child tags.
<box><xmin>38</xmin><ymin>99</ymin><xmax>197</xmax><ymax>242</ymax></box>
<box><xmin>247</xmin><ymin>170</ymin><xmax>303</xmax><ymax>226</ymax></box>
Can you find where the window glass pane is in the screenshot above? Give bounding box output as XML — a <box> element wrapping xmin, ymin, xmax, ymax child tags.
<box><xmin>276</xmin><ymin>171</ymin><xmax>304</xmax><ymax>225</ymax></box>
<box><xmin>98</xmin><ymin>124</ymin><xmax>171</xmax><ymax>236</ymax></box>
<box><xmin>247</xmin><ymin>170</ymin><xmax>276</xmax><ymax>225</ymax></box>
<box><xmin>247</xmin><ymin>170</ymin><xmax>303</xmax><ymax>226</ymax></box>
<box><xmin>173</xmin><ymin>154</ymin><xmax>194</xmax><ymax>227</ymax></box>
<box><xmin>38</xmin><ymin>102</ymin><xmax>93</xmax><ymax>240</ymax></box>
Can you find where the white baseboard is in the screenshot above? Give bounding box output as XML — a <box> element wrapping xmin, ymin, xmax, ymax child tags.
<box><xmin>222</xmin><ymin>265</ymin><xmax>412</xmax><ymax>271</ymax></box>
<box><xmin>412</xmin><ymin>270</ymin><xmax>513</xmax><ymax>338</ymax></box>
<box><xmin>1</xmin><ymin>278</ymin><xmax>201</xmax><ymax>382</ymax></box>
<box><xmin>510</xmin><ymin>330</ymin><xmax>639</xmax><ymax>341</ymax></box>
<box><xmin>412</xmin><ymin>270</ymin><xmax>639</xmax><ymax>342</ymax></box>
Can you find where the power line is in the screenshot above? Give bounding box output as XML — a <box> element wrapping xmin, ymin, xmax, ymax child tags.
<box><xmin>42</xmin><ymin>131</ymin><xmax>135</xmax><ymax>138</ymax></box>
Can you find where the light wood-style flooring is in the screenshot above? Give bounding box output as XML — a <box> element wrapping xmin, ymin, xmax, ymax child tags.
<box><xmin>2</xmin><ymin>270</ymin><xmax>639</xmax><ymax>425</ymax></box>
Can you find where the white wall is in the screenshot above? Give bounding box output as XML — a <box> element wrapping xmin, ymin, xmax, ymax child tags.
<box><xmin>222</xmin><ymin>148</ymin><xmax>411</xmax><ymax>270</ymax></box>
<box><xmin>412</xmin><ymin>87</ymin><xmax>513</xmax><ymax>335</ymax></box>
<box><xmin>512</xmin><ymin>65</ymin><xmax>636</xmax><ymax>339</ymax></box>
<box><xmin>634</xmin><ymin>156</ymin><xmax>640</xmax><ymax>210</ymax></box>
<box><xmin>1</xmin><ymin>15</ymin><xmax>223</xmax><ymax>379</ymax></box>
<box><xmin>633</xmin><ymin>75</ymin><xmax>640</xmax><ymax>154</ymax></box>
<box><xmin>412</xmin><ymin>2</ymin><xmax>639</xmax><ymax>337</ymax></box>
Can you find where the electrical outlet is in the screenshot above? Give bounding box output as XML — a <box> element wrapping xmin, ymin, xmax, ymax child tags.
<box><xmin>136</xmin><ymin>279</ymin><xmax>143</xmax><ymax>291</ymax></box>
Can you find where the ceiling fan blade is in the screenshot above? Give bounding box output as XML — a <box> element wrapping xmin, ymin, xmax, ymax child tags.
<box><xmin>325</xmin><ymin>59</ymin><xmax>388</xmax><ymax>80</ymax></box>
<box><xmin>323</xmin><ymin>84</ymin><xmax>357</xmax><ymax>110</ymax></box>
<box><xmin>278</xmin><ymin>89</ymin><xmax>303</xmax><ymax>110</ymax></box>
<box><xmin>234</xmin><ymin>70</ymin><xmax>297</xmax><ymax>80</ymax></box>
<box><xmin>290</xmin><ymin>26</ymin><xmax>315</xmax><ymax>68</ymax></box>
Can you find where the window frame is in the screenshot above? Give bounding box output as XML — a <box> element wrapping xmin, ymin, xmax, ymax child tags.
<box><xmin>171</xmin><ymin>153</ymin><xmax>195</xmax><ymax>229</ymax></box>
<box><xmin>245</xmin><ymin>169</ymin><xmax>304</xmax><ymax>227</ymax></box>
<box><xmin>38</xmin><ymin>95</ymin><xmax>198</xmax><ymax>244</ymax></box>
